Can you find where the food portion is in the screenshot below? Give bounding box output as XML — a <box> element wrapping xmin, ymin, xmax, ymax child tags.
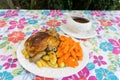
<box><xmin>22</xmin><ymin>29</ymin><xmax>83</xmax><ymax>68</ymax></box>
<box><xmin>57</xmin><ymin>35</ymin><xmax>83</xmax><ymax>68</ymax></box>
<box><xmin>24</xmin><ymin>29</ymin><xmax>60</xmax><ymax>62</ymax></box>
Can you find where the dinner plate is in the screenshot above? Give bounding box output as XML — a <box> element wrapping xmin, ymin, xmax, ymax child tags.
<box><xmin>17</xmin><ymin>37</ymin><xmax>89</xmax><ymax>78</ymax></box>
<box><xmin>60</xmin><ymin>24</ymin><xmax>97</xmax><ymax>39</ymax></box>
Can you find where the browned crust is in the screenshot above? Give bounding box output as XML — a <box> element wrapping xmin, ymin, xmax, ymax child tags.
<box><xmin>24</xmin><ymin>32</ymin><xmax>50</xmax><ymax>57</ymax></box>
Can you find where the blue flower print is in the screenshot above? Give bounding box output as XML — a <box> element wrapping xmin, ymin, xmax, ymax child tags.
<box><xmin>95</xmin><ymin>68</ymin><xmax>118</xmax><ymax>80</ymax></box>
<box><xmin>109</xmin><ymin>26</ymin><xmax>116</xmax><ymax>31</ymax></box>
<box><xmin>41</xmin><ymin>22</ymin><xmax>46</xmax><ymax>25</ymax></box>
<box><xmin>56</xmin><ymin>27</ymin><xmax>61</xmax><ymax>32</ymax></box>
<box><xmin>27</xmin><ymin>19</ymin><xmax>38</xmax><ymax>24</ymax></box>
<box><xmin>86</xmin><ymin>62</ymin><xmax>95</xmax><ymax>70</ymax></box>
<box><xmin>41</xmin><ymin>10</ymin><xmax>50</xmax><ymax>15</ymax></box>
<box><xmin>26</xmin><ymin>32</ymin><xmax>32</xmax><ymax>35</ymax></box>
<box><xmin>21</xmin><ymin>70</ymin><xmax>35</xmax><ymax>80</ymax></box>
<box><xmin>84</xmin><ymin>11</ymin><xmax>91</xmax><ymax>14</ymax></box>
<box><xmin>0</xmin><ymin>71</ymin><xmax>14</xmax><ymax>80</ymax></box>
<box><xmin>61</xmin><ymin>10</ymin><xmax>68</xmax><ymax>13</ymax></box>
<box><xmin>18</xmin><ymin>10</ymin><xmax>27</xmax><ymax>17</ymax></box>
<box><xmin>0</xmin><ymin>11</ymin><xmax>6</xmax><ymax>16</ymax></box>
<box><xmin>0</xmin><ymin>65</ymin><xmax>3</xmax><ymax>70</ymax></box>
<box><xmin>99</xmin><ymin>42</ymin><xmax>113</xmax><ymax>52</ymax></box>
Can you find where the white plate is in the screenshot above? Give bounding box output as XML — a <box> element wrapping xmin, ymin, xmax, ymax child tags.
<box><xmin>17</xmin><ymin>38</ymin><xmax>89</xmax><ymax>78</ymax></box>
<box><xmin>60</xmin><ymin>24</ymin><xmax>97</xmax><ymax>39</ymax></box>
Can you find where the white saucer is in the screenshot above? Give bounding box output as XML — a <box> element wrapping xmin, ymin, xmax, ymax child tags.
<box><xmin>60</xmin><ymin>24</ymin><xmax>97</xmax><ymax>39</ymax></box>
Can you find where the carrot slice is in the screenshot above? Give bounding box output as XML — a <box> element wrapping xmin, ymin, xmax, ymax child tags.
<box><xmin>57</xmin><ymin>35</ymin><xmax>83</xmax><ymax>68</ymax></box>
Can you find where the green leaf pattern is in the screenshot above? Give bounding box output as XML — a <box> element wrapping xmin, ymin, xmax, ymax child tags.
<box><xmin>0</xmin><ymin>41</ymin><xmax>9</xmax><ymax>49</ymax></box>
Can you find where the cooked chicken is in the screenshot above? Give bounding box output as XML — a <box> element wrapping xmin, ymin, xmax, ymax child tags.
<box><xmin>24</xmin><ymin>29</ymin><xmax>60</xmax><ymax>62</ymax></box>
<box><xmin>29</xmin><ymin>52</ymin><xmax>46</xmax><ymax>62</ymax></box>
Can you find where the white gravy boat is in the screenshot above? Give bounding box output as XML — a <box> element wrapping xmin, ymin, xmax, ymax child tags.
<box><xmin>64</xmin><ymin>13</ymin><xmax>92</xmax><ymax>33</ymax></box>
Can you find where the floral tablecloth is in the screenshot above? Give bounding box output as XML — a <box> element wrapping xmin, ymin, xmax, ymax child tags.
<box><xmin>0</xmin><ymin>10</ymin><xmax>120</xmax><ymax>80</ymax></box>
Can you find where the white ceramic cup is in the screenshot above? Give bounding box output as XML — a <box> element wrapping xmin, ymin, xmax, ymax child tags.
<box><xmin>64</xmin><ymin>13</ymin><xmax>92</xmax><ymax>33</ymax></box>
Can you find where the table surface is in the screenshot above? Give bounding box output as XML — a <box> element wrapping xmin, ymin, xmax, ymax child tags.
<box><xmin>0</xmin><ymin>10</ymin><xmax>120</xmax><ymax>80</ymax></box>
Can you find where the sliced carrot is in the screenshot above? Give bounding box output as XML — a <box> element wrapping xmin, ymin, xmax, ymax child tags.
<box><xmin>57</xmin><ymin>35</ymin><xmax>83</xmax><ymax>68</ymax></box>
<box><xmin>70</xmin><ymin>51</ymin><xmax>78</xmax><ymax>60</ymax></box>
<box><xmin>64</xmin><ymin>56</ymin><xmax>78</xmax><ymax>68</ymax></box>
<box><xmin>58</xmin><ymin>56</ymin><xmax>64</xmax><ymax>64</ymax></box>
<box><xmin>78</xmin><ymin>56</ymin><xmax>83</xmax><ymax>60</ymax></box>
<box><xmin>57</xmin><ymin>51</ymin><xmax>64</xmax><ymax>58</ymax></box>
<box><xmin>63</xmin><ymin>52</ymin><xmax>70</xmax><ymax>60</ymax></box>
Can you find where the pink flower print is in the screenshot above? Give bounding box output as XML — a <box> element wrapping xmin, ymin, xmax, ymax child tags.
<box><xmin>78</xmin><ymin>67</ymin><xmax>97</xmax><ymax>80</ymax></box>
<box><xmin>32</xmin><ymin>29</ymin><xmax>39</xmax><ymax>34</ymax></box>
<box><xmin>91</xmin><ymin>11</ymin><xmax>105</xmax><ymax>17</ymax></box>
<box><xmin>3</xmin><ymin>58</ymin><xmax>17</xmax><ymax>69</ymax></box>
<box><xmin>41</xmin><ymin>26</ymin><xmax>49</xmax><ymax>30</ymax></box>
<box><xmin>62</xmin><ymin>67</ymin><xmax>97</xmax><ymax>80</ymax></box>
<box><xmin>48</xmin><ymin>10</ymin><xmax>63</xmax><ymax>17</ymax></box>
<box><xmin>28</xmin><ymin>15</ymin><xmax>38</xmax><ymax>19</ymax></box>
<box><xmin>111</xmin><ymin>17</ymin><xmax>120</xmax><ymax>27</ymax></box>
<box><xmin>33</xmin><ymin>76</ymin><xmax>54</xmax><ymax>80</ymax></box>
<box><xmin>93</xmin><ymin>55</ymin><xmax>107</xmax><ymax>66</ymax></box>
<box><xmin>8</xmin><ymin>18</ymin><xmax>27</xmax><ymax>30</ymax></box>
<box><xmin>0</xmin><ymin>20</ymin><xmax>6</xmax><ymax>28</ymax></box>
<box><xmin>0</xmin><ymin>55</ymin><xmax>12</xmax><ymax>61</ymax></box>
<box><xmin>8</xmin><ymin>31</ymin><xmax>25</xmax><ymax>43</ymax></box>
<box><xmin>109</xmin><ymin>39</ymin><xmax>120</xmax><ymax>54</ymax></box>
<box><xmin>62</xmin><ymin>67</ymin><xmax>89</xmax><ymax>80</ymax></box>
<box><xmin>3</xmin><ymin>10</ymin><xmax>19</xmax><ymax>18</ymax></box>
<box><xmin>99</xmin><ymin>20</ymin><xmax>112</xmax><ymax>27</ymax></box>
<box><xmin>62</xmin><ymin>20</ymin><xmax>67</xmax><ymax>24</ymax></box>
<box><xmin>88</xmin><ymin>76</ymin><xmax>97</xmax><ymax>80</ymax></box>
<box><xmin>0</xmin><ymin>35</ymin><xmax>2</xmax><ymax>40</ymax></box>
<box><xmin>78</xmin><ymin>67</ymin><xmax>89</xmax><ymax>80</ymax></box>
<box><xmin>62</xmin><ymin>74</ymin><xmax>79</xmax><ymax>80</ymax></box>
<box><xmin>46</xmin><ymin>20</ymin><xmax>61</xmax><ymax>27</ymax></box>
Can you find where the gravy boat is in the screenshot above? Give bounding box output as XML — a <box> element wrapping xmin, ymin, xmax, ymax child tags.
<box><xmin>64</xmin><ymin>13</ymin><xmax>92</xmax><ymax>33</ymax></box>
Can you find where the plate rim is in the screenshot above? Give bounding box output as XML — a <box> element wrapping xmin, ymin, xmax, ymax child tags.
<box><xmin>17</xmin><ymin>36</ymin><xmax>89</xmax><ymax>78</ymax></box>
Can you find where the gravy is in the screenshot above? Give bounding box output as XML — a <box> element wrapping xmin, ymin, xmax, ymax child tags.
<box><xmin>73</xmin><ymin>17</ymin><xmax>89</xmax><ymax>23</ymax></box>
